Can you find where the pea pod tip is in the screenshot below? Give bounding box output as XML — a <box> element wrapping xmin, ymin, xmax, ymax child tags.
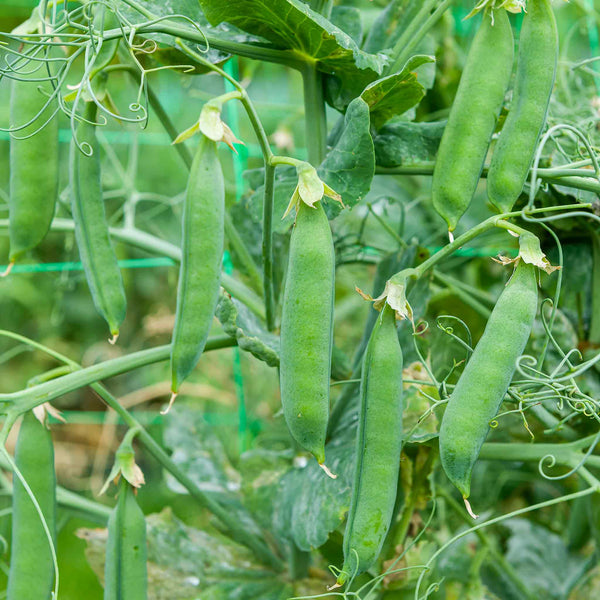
<box><xmin>161</xmin><ymin>392</ymin><xmax>178</xmax><ymax>415</ymax></box>
<box><xmin>319</xmin><ymin>463</ymin><xmax>337</xmax><ymax>480</ymax></box>
<box><xmin>463</xmin><ymin>497</ymin><xmax>478</xmax><ymax>519</ymax></box>
<box><xmin>108</xmin><ymin>332</ymin><xmax>119</xmax><ymax>345</ymax></box>
<box><xmin>0</xmin><ymin>261</ymin><xmax>14</xmax><ymax>277</ymax></box>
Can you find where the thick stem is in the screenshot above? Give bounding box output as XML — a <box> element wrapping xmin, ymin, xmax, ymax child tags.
<box><xmin>302</xmin><ymin>63</ymin><xmax>327</xmax><ymax>166</ymax></box>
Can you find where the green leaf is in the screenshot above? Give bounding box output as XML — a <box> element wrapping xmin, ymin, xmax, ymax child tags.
<box><xmin>274</xmin><ymin>418</ymin><xmax>356</xmax><ymax>551</ymax></box>
<box><xmin>504</xmin><ymin>519</ymin><xmax>589</xmax><ymax>599</ymax></box>
<box><xmin>374</xmin><ymin>119</ymin><xmax>446</xmax><ymax>167</ymax></box>
<box><xmin>361</xmin><ymin>55</ymin><xmax>433</xmax><ymax>129</ymax></box>
<box><xmin>216</xmin><ymin>294</ymin><xmax>280</xmax><ymax>367</ymax></box>
<box><xmin>78</xmin><ymin>507</ymin><xmax>282</xmax><ymax>599</ymax></box>
<box><xmin>330</xmin><ymin>6</ymin><xmax>363</xmax><ymax>46</ymax></box>
<box><xmin>318</xmin><ymin>97</ymin><xmax>374</xmax><ymax>215</ymax></box>
<box><xmin>363</xmin><ymin>0</ymin><xmax>422</xmax><ymax>54</ymax></box>
<box><xmin>199</xmin><ymin>0</ymin><xmax>386</xmax><ymax>110</ymax></box>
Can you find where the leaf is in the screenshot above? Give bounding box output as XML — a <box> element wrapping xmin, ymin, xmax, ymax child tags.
<box><xmin>78</xmin><ymin>507</ymin><xmax>281</xmax><ymax>599</ymax></box>
<box><xmin>361</xmin><ymin>56</ymin><xmax>433</xmax><ymax>129</ymax></box>
<box><xmin>216</xmin><ymin>294</ymin><xmax>280</xmax><ymax>367</ymax></box>
<box><xmin>363</xmin><ymin>0</ymin><xmax>422</xmax><ymax>54</ymax></box>
<box><xmin>503</xmin><ymin>519</ymin><xmax>589</xmax><ymax>599</ymax></box>
<box><xmin>199</xmin><ymin>0</ymin><xmax>387</xmax><ymax>110</ymax></box>
<box><xmin>330</xmin><ymin>6</ymin><xmax>363</xmax><ymax>46</ymax></box>
<box><xmin>374</xmin><ymin>119</ymin><xmax>446</xmax><ymax>167</ymax></box>
<box><xmin>318</xmin><ymin>97</ymin><xmax>374</xmax><ymax>215</ymax></box>
<box><xmin>273</xmin><ymin>417</ymin><xmax>356</xmax><ymax>551</ymax></box>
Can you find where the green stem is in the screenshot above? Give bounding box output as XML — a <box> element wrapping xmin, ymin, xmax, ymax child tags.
<box><xmin>301</xmin><ymin>63</ymin><xmax>327</xmax><ymax>165</ymax></box>
<box><xmin>0</xmin><ymin>219</ymin><xmax>267</xmax><ymax>321</ymax></box>
<box><xmin>377</xmin><ymin>162</ymin><xmax>600</xmax><ymax>195</ymax></box>
<box><xmin>590</xmin><ymin>230</ymin><xmax>600</xmax><ymax>344</ymax></box>
<box><xmin>224</xmin><ymin>212</ymin><xmax>264</xmax><ymax>295</ymax></box>
<box><xmin>390</xmin><ymin>204</ymin><xmax>593</xmax><ymax>283</ymax></box>
<box><xmin>262</xmin><ymin>163</ymin><xmax>276</xmax><ymax>331</ymax></box>
<box><xmin>388</xmin><ymin>0</ymin><xmax>452</xmax><ymax>75</ymax></box>
<box><xmin>3</xmin><ymin>338</ymin><xmax>235</xmax><ymax>411</ymax></box>
<box><xmin>385</xmin><ymin>0</ymin><xmax>436</xmax><ymax>76</ymax></box>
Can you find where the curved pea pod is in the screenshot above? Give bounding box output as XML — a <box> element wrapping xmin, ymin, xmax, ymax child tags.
<box><xmin>7</xmin><ymin>410</ymin><xmax>56</xmax><ymax>600</ymax></box>
<box><xmin>9</xmin><ymin>63</ymin><xmax>59</xmax><ymax>263</ymax></box>
<box><xmin>170</xmin><ymin>135</ymin><xmax>224</xmax><ymax>393</ymax></box>
<box><xmin>432</xmin><ymin>8</ymin><xmax>513</xmax><ymax>232</ymax></box>
<box><xmin>280</xmin><ymin>200</ymin><xmax>334</xmax><ymax>466</ymax></box>
<box><xmin>488</xmin><ymin>0</ymin><xmax>558</xmax><ymax>213</ymax></box>
<box><xmin>70</xmin><ymin>101</ymin><xmax>127</xmax><ymax>340</ymax></box>
<box><xmin>90</xmin><ymin>5</ymin><xmax>121</xmax><ymax>80</ymax></box>
<box><xmin>439</xmin><ymin>261</ymin><xmax>538</xmax><ymax>500</ymax></box>
<box><xmin>104</xmin><ymin>479</ymin><xmax>147</xmax><ymax>600</ymax></box>
<box><xmin>337</xmin><ymin>304</ymin><xmax>404</xmax><ymax>586</ymax></box>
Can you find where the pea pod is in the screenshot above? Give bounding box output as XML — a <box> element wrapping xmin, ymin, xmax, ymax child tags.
<box><xmin>104</xmin><ymin>479</ymin><xmax>147</xmax><ymax>600</ymax></box>
<box><xmin>70</xmin><ymin>101</ymin><xmax>127</xmax><ymax>339</ymax></box>
<box><xmin>432</xmin><ymin>8</ymin><xmax>513</xmax><ymax>232</ymax></box>
<box><xmin>170</xmin><ymin>135</ymin><xmax>224</xmax><ymax>393</ymax></box>
<box><xmin>280</xmin><ymin>200</ymin><xmax>334</xmax><ymax>466</ymax></box>
<box><xmin>90</xmin><ymin>5</ymin><xmax>121</xmax><ymax>80</ymax></box>
<box><xmin>590</xmin><ymin>231</ymin><xmax>600</xmax><ymax>345</ymax></box>
<box><xmin>488</xmin><ymin>0</ymin><xmax>558</xmax><ymax>213</ymax></box>
<box><xmin>439</xmin><ymin>261</ymin><xmax>538</xmax><ymax>499</ymax></box>
<box><xmin>7</xmin><ymin>411</ymin><xmax>56</xmax><ymax>600</ymax></box>
<box><xmin>9</xmin><ymin>62</ymin><xmax>59</xmax><ymax>262</ymax></box>
<box><xmin>337</xmin><ymin>304</ymin><xmax>404</xmax><ymax>586</ymax></box>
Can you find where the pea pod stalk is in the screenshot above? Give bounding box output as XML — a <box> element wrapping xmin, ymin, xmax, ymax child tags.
<box><xmin>337</xmin><ymin>303</ymin><xmax>404</xmax><ymax>586</ymax></box>
<box><xmin>439</xmin><ymin>261</ymin><xmax>538</xmax><ymax>504</ymax></box>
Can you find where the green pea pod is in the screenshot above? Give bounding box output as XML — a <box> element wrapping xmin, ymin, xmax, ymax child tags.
<box><xmin>439</xmin><ymin>261</ymin><xmax>538</xmax><ymax>500</ymax></box>
<box><xmin>337</xmin><ymin>304</ymin><xmax>403</xmax><ymax>586</ymax></box>
<box><xmin>9</xmin><ymin>62</ymin><xmax>59</xmax><ymax>263</ymax></box>
<box><xmin>7</xmin><ymin>411</ymin><xmax>56</xmax><ymax>600</ymax></box>
<box><xmin>432</xmin><ymin>8</ymin><xmax>513</xmax><ymax>232</ymax></box>
<box><xmin>104</xmin><ymin>479</ymin><xmax>147</xmax><ymax>600</ymax></box>
<box><xmin>170</xmin><ymin>135</ymin><xmax>224</xmax><ymax>393</ymax></box>
<box><xmin>488</xmin><ymin>0</ymin><xmax>558</xmax><ymax>213</ymax></box>
<box><xmin>70</xmin><ymin>101</ymin><xmax>127</xmax><ymax>340</ymax></box>
<box><xmin>280</xmin><ymin>201</ymin><xmax>334</xmax><ymax>466</ymax></box>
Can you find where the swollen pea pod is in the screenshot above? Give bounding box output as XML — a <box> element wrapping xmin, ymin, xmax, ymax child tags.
<box><xmin>488</xmin><ymin>0</ymin><xmax>558</xmax><ymax>213</ymax></box>
<box><xmin>7</xmin><ymin>411</ymin><xmax>56</xmax><ymax>600</ymax></box>
<box><xmin>9</xmin><ymin>62</ymin><xmax>59</xmax><ymax>263</ymax></box>
<box><xmin>170</xmin><ymin>135</ymin><xmax>224</xmax><ymax>396</ymax></box>
<box><xmin>280</xmin><ymin>200</ymin><xmax>334</xmax><ymax>467</ymax></box>
<box><xmin>337</xmin><ymin>304</ymin><xmax>403</xmax><ymax>586</ymax></box>
<box><xmin>439</xmin><ymin>261</ymin><xmax>538</xmax><ymax>502</ymax></box>
<box><xmin>70</xmin><ymin>101</ymin><xmax>126</xmax><ymax>340</ymax></box>
<box><xmin>104</xmin><ymin>479</ymin><xmax>147</xmax><ymax>600</ymax></box>
<box><xmin>432</xmin><ymin>8</ymin><xmax>513</xmax><ymax>232</ymax></box>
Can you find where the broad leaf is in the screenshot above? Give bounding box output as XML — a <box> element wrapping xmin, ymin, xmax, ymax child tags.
<box><xmin>361</xmin><ymin>56</ymin><xmax>434</xmax><ymax>129</ymax></box>
<box><xmin>318</xmin><ymin>96</ymin><xmax>374</xmax><ymax>216</ymax></box>
<box><xmin>330</xmin><ymin>6</ymin><xmax>363</xmax><ymax>46</ymax></box>
<box><xmin>199</xmin><ymin>0</ymin><xmax>387</xmax><ymax>110</ymax></box>
<box><xmin>374</xmin><ymin>120</ymin><xmax>446</xmax><ymax>167</ymax></box>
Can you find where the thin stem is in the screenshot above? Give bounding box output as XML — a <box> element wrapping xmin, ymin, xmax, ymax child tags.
<box><xmin>301</xmin><ymin>62</ymin><xmax>327</xmax><ymax>165</ymax></box>
<box><xmin>262</xmin><ymin>163</ymin><xmax>276</xmax><ymax>330</ymax></box>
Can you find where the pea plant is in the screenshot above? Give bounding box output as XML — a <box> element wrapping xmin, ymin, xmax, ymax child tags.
<box><xmin>0</xmin><ymin>0</ymin><xmax>600</xmax><ymax>598</ymax></box>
